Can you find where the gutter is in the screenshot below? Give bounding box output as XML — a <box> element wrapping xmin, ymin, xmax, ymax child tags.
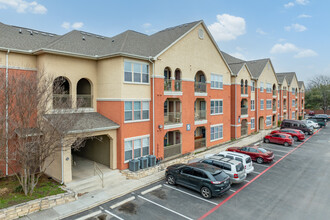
<box><xmin>5</xmin><ymin>49</ymin><xmax>10</xmax><ymax>175</ymax></box>
<box><xmin>148</xmin><ymin>57</ymin><xmax>155</xmax><ymax>157</ymax></box>
<box><xmin>234</xmin><ymin>77</ymin><xmax>237</xmax><ymax>139</ymax></box>
<box><xmin>61</xmin><ymin>139</ymin><xmax>64</xmax><ymax>184</ymax></box>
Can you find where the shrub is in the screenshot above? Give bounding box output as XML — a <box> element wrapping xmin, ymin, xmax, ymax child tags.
<box><xmin>277</xmin><ymin>120</ymin><xmax>282</xmax><ymax>127</ymax></box>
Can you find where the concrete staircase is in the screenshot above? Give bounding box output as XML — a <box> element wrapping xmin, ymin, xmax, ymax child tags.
<box><xmin>65</xmin><ymin>169</ymin><xmax>127</xmax><ymax>194</ymax></box>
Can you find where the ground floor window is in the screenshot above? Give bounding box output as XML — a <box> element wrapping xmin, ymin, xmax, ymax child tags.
<box><xmin>251</xmin><ymin>118</ymin><xmax>255</xmax><ymax>129</ymax></box>
<box><xmin>210</xmin><ymin>124</ymin><xmax>223</xmax><ymax>141</ymax></box>
<box><xmin>266</xmin><ymin>116</ymin><xmax>272</xmax><ymax>126</ymax></box>
<box><xmin>124</xmin><ymin>135</ymin><xmax>150</xmax><ymax>161</ymax></box>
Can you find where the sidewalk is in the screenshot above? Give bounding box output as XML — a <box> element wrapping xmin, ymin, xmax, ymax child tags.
<box><xmin>23</xmin><ymin>129</ymin><xmax>272</xmax><ymax>220</ymax></box>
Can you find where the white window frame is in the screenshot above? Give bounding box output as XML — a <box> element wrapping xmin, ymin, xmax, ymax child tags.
<box><xmin>266</xmin><ymin>99</ymin><xmax>272</xmax><ymax>110</ymax></box>
<box><xmin>260</xmin><ymin>82</ymin><xmax>264</xmax><ymax>92</ymax></box>
<box><xmin>124</xmin><ymin>60</ymin><xmax>149</xmax><ymax>84</ymax></box>
<box><xmin>125</xmin><ymin>101</ymin><xmax>150</xmax><ymax>122</ymax></box>
<box><xmin>260</xmin><ymin>99</ymin><xmax>264</xmax><ymax>110</ymax></box>
<box><xmin>292</xmin><ymin>99</ymin><xmax>295</xmax><ymax>107</ymax></box>
<box><xmin>124</xmin><ymin>135</ymin><xmax>150</xmax><ymax>162</ymax></box>
<box><xmin>266</xmin><ymin>83</ymin><xmax>272</xmax><ymax>93</ymax></box>
<box><xmin>266</xmin><ymin>116</ymin><xmax>272</xmax><ymax>126</ymax></box>
<box><xmin>210</xmin><ymin>73</ymin><xmax>223</xmax><ymax>90</ymax></box>
<box><xmin>292</xmin><ymin>88</ymin><xmax>295</xmax><ymax>95</ymax></box>
<box><xmin>251</xmin><ymin>118</ymin><xmax>255</xmax><ymax>129</ymax></box>
<box><xmin>210</xmin><ymin>124</ymin><xmax>223</xmax><ymax>142</ymax></box>
<box><xmin>210</xmin><ymin>99</ymin><xmax>223</xmax><ymax>115</ymax></box>
<box><xmin>251</xmin><ymin>100</ymin><xmax>255</xmax><ymax>111</ymax></box>
<box><xmin>251</xmin><ymin>81</ymin><xmax>255</xmax><ymax>92</ymax></box>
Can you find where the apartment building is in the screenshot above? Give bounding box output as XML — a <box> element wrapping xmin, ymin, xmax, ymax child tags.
<box><xmin>298</xmin><ymin>81</ymin><xmax>305</xmax><ymax>118</ymax></box>
<box><xmin>276</xmin><ymin>74</ymin><xmax>290</xmax><ymax>120</ymax></box>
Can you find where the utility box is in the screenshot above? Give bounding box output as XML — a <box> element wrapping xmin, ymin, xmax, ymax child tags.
<box><xmin>129</xmin><ymin>159</ymin><xmax>140</xmax><ymax>172</ymax></box>
<box><xmin>148</xmin><ymin>155</ymin><xmax>156</xmax><ymax>167</ymax></box>
<box><xmin>139</xmin><ymin>157</ymin><xmax>149</xmax><ymax>169</ymax></box>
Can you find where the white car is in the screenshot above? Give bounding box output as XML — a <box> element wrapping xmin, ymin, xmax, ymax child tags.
<box><xmin>215</xmin><ymin>151</ymin><xmax>254</xmax><ymax>174</ymax></box>
<box><xmin>303</xmin><ymin>120</ymin><xmax>319</xmax><ymax>129</ymax></box>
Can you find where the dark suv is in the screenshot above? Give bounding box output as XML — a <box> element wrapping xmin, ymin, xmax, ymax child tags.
<box><xmin>281</xmin><ymin>119</ymin><xmax>313</xmax><ymax>135</ymax></box>
<box><xmin>165</xmin><ymin>163</ymin><xmax>231</xmax><ymax>199</ymax></box>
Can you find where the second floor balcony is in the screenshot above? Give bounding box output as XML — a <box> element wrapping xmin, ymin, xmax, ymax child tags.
<box><xmin>194</xmin><ymin>82</ymin><xmax>207</xmax><ymax>93</ymax></box>
<box><xmin>53</xmin><ymin>94</ymin><xmax>71</xmax><ymax>109</ymax></box>
<box><xmin>241</xmin><ymin>107</ymin><xmax>248</xmax><ymax>115</ymax></box>
<box><xmin>164</xmin><ymin>112</ymin><xmax>182</xmax><ymax>124</ymax></box>
<box><xmin>195</xmin><ymin>110</ymin><xmax>206</xmax><ymax>121</ymax></box>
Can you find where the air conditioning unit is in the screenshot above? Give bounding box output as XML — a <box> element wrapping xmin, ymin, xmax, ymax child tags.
<box><xmin>148</xmin><ymin>155</ymin><xmax>156</xmax><ymax>167</ymax></box>
<box><xmin>139</xmin><ymin>157</ymin><xmax>149</xmax><ymax>169</ymax></box>
<box><xmin>129</xmin><ymin>159</ymin><xmax>140</xmax><ymax>172</ymax></box>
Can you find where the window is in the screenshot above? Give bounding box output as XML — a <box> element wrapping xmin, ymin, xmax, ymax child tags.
<box><xmin>292</xmin><ymin>88</ymin><xmax>295</xmax><ymax>95</ymax></box>
<box><xmin>124</xmin><ymin>61</ymin><xmax>149</xmax><ymax>83</ymax></box>
<box><xmin>266</xmin><ymin>83</ymin><xmax>272</xmax><ymax>93</ymax></box>
<box><xmin>251</xmin><ymin>118</ymin><xmax>255</xmax><ymax>129</ymax></box>
<box><xmin>266</xmin><ymin>116</ymin><xmax>272</xmax><ymax>126</ymax></box>
<box><xmin>124</xmin><ymin>136</ymin><xmax>150</xmax><ymax>161</ymax></box>
<box><xmin>292</xmin><ymin>99</ymin><xmax>295</xmax><ymax>107</ymax></box>
<box><xmin>211</xmin><ymin>100</ymin><xmax>223</xmax><ymax>115</ymax></box>
<box><xmin>260</xmin><ymin>82</ymin><xmax>264</xmax><ymax>92</ymax></box>
<box><xmin>125</xmin><ymin>101</ymin><xmax>149</xmax><ymax>121</ymax></box>
<box><xmin>211</xmin><ymin>74</ymin><xmax>223</xmax><ymax>89</ymax></box>
<box><xmin>260</xmin><ymin>99</ymin><xmax>264</xmax><ymax>110</ymax></box>
<box><xmin>266</xmin><ymin>100</ymin><xmax>272</xmax><ymax>109</ymax></box>
<box><xmin>251</xmin><ymin>100</ymin><xmax>255</xmax><ymax>111</ymax></box>
<box><xmin>278</xmin><ymin>100</ymin><xmax>280</xmax><ymax>108</ymax></box>
<box><xmin>251</xmin><ymin>81</ymin><xmax>255</xmax><ymax>92</ymax></box>
<box><xmin>181</xmin><ymin>167</ymin><xmax>194</xmax><ymax>175</ymax></box>
<box><xmin>292</xmin><ymin>112</ymin><xmax>295</xmax><ymax>119</ymax></box>
<box><xmin>211</xmin><ymin>124</ymin><xmax>223</xmax><ymax>141</ymax></box>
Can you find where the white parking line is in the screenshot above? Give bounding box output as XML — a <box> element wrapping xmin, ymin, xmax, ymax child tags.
<box><xmin>75</xmin><ymin>210</ymin><xmax>102</xmax><ymax>220</ymax></box>
<box><xmin>243</xmin><ymin>180</ymin><xmax>250</xmax><ymax>183</ymax></box>
<box><xmin>138</xmin><ymin>195</ymin><xmax>193</xmax><ymax>220</ymax></box>
<box><xmin>110</xmin><ymin>196</ymin><xmax>135</xmax><ymax>209</ymax></box>
<box><xmin>141</xmin><ymin>184</ymin><xmax>162</xmax><ymax>195</ymax></box>
<box><xmin>104</xmin><ymin>210</ymin><xmax>124</xmax><ymax>220</ymax></box>
<box><xmin>251</xmin><ymin>171</ymin><xmax>260</xmax><ymax>175</ymax></box>
<box><xmin>264</xmin><ymin>148</ymin><xmax>290</xmax><ymax>154</ymax></box>
<box><xmin>253</xmin><ymin>163</ymin><xmax>269</xmax><ymax>168</ymax></box>
<box><xmin>163</xmin><ymin>184</ymin><xmax>218</xmax><ymax>205</ymax></box>
<box><xmin>229</xmin><ymin>189</ymin><xmax>236</xmax><ymax>193</ymax></box>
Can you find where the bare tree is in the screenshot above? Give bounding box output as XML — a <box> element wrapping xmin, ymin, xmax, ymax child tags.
<box><xmin>0</xmin><ymin>69</ymin><xmax>88</xmax><ymax>195</ymax></box>
<box><xmin>307</xmin><ymin>75</ymin><xmax>330</xmax><ymax>113</ymax></box>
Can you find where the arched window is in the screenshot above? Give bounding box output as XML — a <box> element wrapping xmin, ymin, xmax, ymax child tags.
<box><xmin>53</xmin><ymin>76</ymin><xmax>71</xmax><ymax>109</ymax></box>
<box><xmin>241</xmin><ymin>79</ymin><xmax>244</xmax><ymax>94</ymax></box>
<box><xmin>77</xmin><ymin>78</ymin><xmax>92</xmax><ymax>108</ymax></box>
<box><xmin>245</xmin><ymin>80</ymin><xmax>248</xmax><ymax>94</ymax></box>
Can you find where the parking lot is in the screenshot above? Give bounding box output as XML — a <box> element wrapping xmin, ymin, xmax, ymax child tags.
<box><xmin>65</xmin><ymin>124</ymin><xmax>330</xmax><ymax>220</ymax></box>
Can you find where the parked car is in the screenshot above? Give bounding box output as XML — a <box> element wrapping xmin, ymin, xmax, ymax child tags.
<box><xmin>307</xmin><ymin>118</ymin><xmax>326</xmax><ymax>128</ymax></box>
<box><xmin>264</xmin><ymin>133</ymin><xmax>293</xmax><ymax>146</ymax></box>
<box><xmin>315</xmin><ymin>114</ymin><xmax>330</xmax><ymax>122</ymax></box>
<box><xmin>303</xmin><ymin>120</ymin><xmax>320</xmax><ymax>129</ymax></box>
<box><xmin>271</xmin><ymin>129</ymin><xmax>305</xmax><ymax>142</ymax></box>
<box><xmin>308</xmin><ymin>111</ymin><xmax>315</xmax><ymax>116</ymax></box>
<box><xmin>227</xmin><ymin>146</ymin><xmax>274</xmax><ymax>164</ymax></box>
<box><xmin>199</xmin><ymin>156</ymin><xmax>247</xmax><ymax>184</ymax></box>
<box><xmin>281</xmin><ymin>119</ymin><xmax>314</xmax><ymax>135</ymax></box>
<box><xmin>214</xmin><ymin>151</ymin><xmax>254</xmax><ymax>174</ymax></box>
<box><xmin>165</xmin><ymin>163</ymin><xmax>231</xmax><ymax>199</ymax></box>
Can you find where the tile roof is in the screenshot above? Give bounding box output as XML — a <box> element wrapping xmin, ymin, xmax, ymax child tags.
<box><xmin>0</xmin><ymin>20</ymin><xmax>201</xmax><ymax>58</ymax></box>
<box><xmin>298</xmin><ymin>81</ymin><xmax>305</xmax><ymax>88</ymax></box>
<box><xmin>276</xmin><ymin>72</ymin><xmax>297</xmax><ymax>86</ymax></box>
<box><xmin>220</xmin><ymin>51</ymin><xmax>245</xmax><ymax>75</ymax></box>
<box><xmin>275</xmin><ymin>73</ymin><xmax>286</xmax><ymax>84</ymax></box>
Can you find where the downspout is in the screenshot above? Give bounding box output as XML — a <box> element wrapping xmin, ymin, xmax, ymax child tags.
<box><xmin>256</xmin><ymin>80</ymin><xmax>258</xmax><ymax>131</ymax></box>
<box><xmin>5</xmin><ymin>49</ymin><xmax>10</xmax><ymax>176</ymax></box>
<box><xmin>61</xmin><ymin>139</ymin><xmax>64</xmax><ymax>184</ymax></box>
<box><xmin>234</xmin><ymin>77</ymin><xmax>237</xmax><ymax>139</ymax></box>
<box><xmin>149</xmin><ymin>57</ymin><xmax>155</xmax><ymax>156</ymax></box>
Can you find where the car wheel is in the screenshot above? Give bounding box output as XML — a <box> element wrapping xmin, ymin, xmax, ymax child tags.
<box><xmin>284</xmin><ymin>142</ymin><xmax>289</xmax><ymax>147</ymax></box>
<box><xmin>167</xmin><ymin>175</ymin><xmax>176</xmax><ymax>185</ymax></box>
<box><xmin>293</xmin><ymin>136</ymin><xmax>298</xmax><ymax>142</ymax></box>
<box><xmin>264</xmin><ymin>138</ymin><xmax>270</xmax><ymax>143</ymax></box>
<box><xmin>304</xmin><ymin>131</ymin><xmax>309</xmax><ymax>136</ymax></box>
<box><xmin>201</xmin><ymin>186</ymin><xmax>212</xmax><ymax>199</ymax></box>
<box><xmin>256</xmin><ymin>157</ymin><xmax>264</xmax><ymax>164</ymax></box>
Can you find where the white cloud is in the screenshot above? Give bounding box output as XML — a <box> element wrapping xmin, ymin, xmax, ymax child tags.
<box><xmin>230</xmin><ymin>52</ymin><xmax>246</xmax><ymax>60</ymax></box>
<box><xmin>208</xmin><ymin>14</ymin><xmax>246</xmax><ymax>41</ymax></box>
<box><xmin>270</xmin><ymin>43</ymin><xmax>299</xmax><ymax>54</ymax></box>
<box><xmin>296</xmin><ymin>0</ymin><xmax>309</xmax><ymax>5</ymax></box>
<box><xmin>285</xmin><ymin>23</ymin><xmax>307</xmax><ymax>32</ymax></box>
<box><xmin>270</xmin><ymin>42</ymin><xmax>317</xmax><ymax>58</ymax></box>
<box><xmin>256</xmin><ymin>28</ymin><xmax>267</xmax><ymax>35</ymax></box>
<box><xmin>142</xmin><ymin>23</ymin><xmax>151</xmax><ymax>28</ymax></box>
<box><xmin>298</xmin><ymin>14</ymin><xmax>312</xmax><ymax>18</ymax></box>
<box><xmin>284</xmin><ymin>2</ymin><xmax>295</xmax><ymax>8</ymax></box>
<box><xmin>61</xmin><ymin>21</ymin><xmax>84</xmax><ymax>30</ymax></box>
<box><xmin>0</xmin><ymin>0</ymin><xmax>47</xmax><ymax>14</ymax></box>
<box><xmin>294</xmin><ymin>49</ymin><xmax>318</xmax><ymax>58</ymax></box>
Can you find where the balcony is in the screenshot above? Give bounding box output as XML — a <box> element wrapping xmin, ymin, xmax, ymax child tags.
<box><xmin>194</xmin><ymin>82</ymin><xmax>207</xmax><ymax>93</ymax></box>
<box><xmin>273</xmin><ymin>106</ymin><xmax>276</xmax><ymax>112</ymax></box>
<box><xmin>164</xmin><ymin>112</ymin><xmax>182</xmax><ymax>125</ymax></box>
<box><xmin>164</xmin><ymin>79</ymin><xmax>172</xmax><ymax>91</ymax></box>
<box><xmin>77</xmin><ymin>94</ymin><xmax>93</xmax><ymax>108</ymax></box>
<box><xmin>194</xmin><ymin>138</ymin><xmax>206</xmax><ymax>150</ymax></box>
<box><xmin>174</xmin><ymin>80</ymin><xmax>182</xmax><ymax>91</ymax></box>
<box><xmin>164</xmin><ymin>143</ymin><xmax>181</xmax><ymax>159</ymax></box>
<box><xmin>273</xmin><ymin>90</ymin><xmax>276</xmax><ymax>96</ymax></box>
<box><xmin>53</xmin><ymin>94</ymin><xmax>72</xmax><ymax>109</ymax></box>
<box><xmin>241</xmin><ymin>107</ymin><xmax>248</xmax><ymax>116</ymax></box>
<box><xmin>195</xmin><ymin>110</ymin><xmax>206</xmax><ymax>121</ymax></box>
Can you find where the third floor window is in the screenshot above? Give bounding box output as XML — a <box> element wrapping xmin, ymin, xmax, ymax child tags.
<box><xmin>124</xmin><ymin>61</ymin><xmax>149</xmax><ymax>84</ymax></box>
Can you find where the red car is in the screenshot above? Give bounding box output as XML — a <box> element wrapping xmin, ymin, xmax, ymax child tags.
<box><xmin>227</xmin><ymin>146</ymin><xmax>274</xmax><ymax>164</ymax></box>
<box><xmin>264</xmin><ymin>133</ymin><xmax>293</xmax><ymax>146</ymax></box>
<box><xmin>271</xmin><ymin>129</ymin><xmax>305</xmax><ymax>142</ymax></box>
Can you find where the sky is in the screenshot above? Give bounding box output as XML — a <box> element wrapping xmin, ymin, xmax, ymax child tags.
<box><xmin>0</xmin><ymin>0</ymin><xmax>329</xmax><ymax>83</ymax></box>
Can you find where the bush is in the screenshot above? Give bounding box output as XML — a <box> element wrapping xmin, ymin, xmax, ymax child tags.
<box><xmin>298</xmin><ymin>116</ymin><xmax>303</xmax><ymax>120</ymax></box>
<box><xmin>277</xmin><ymin>120</ymin><xmax>282</xmax><ymax>127</ymax></box>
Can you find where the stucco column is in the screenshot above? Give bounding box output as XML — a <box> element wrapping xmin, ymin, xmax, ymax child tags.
<box><xmin>109</xmin><ymin>130</ymin><xmax>117</xmax><ymax>169</ymax></box>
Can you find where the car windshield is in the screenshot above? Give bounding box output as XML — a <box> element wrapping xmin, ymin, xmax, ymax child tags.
<box><xmin>246</xmin><ymin>157</ymin><xmax>251</xmax><ymax>163</ymax></box>
<box><xmin>299</xmin><ymin>130</ymin><xmax>304</xmax><ymax>134</ymax></box>
<box><xmin>236</xmin><ymin>163</ymin><xmax>244</xmax><ymax>172</ymax></box>
<box><xmin>258</xmin><ymin>148</ymin><xmax>268</xmax><ymax>153</ymax></box>
<box><xmin>212</xmin><ymin>171</ymin><xmax>228</xmax><ymax>181</ymax></box>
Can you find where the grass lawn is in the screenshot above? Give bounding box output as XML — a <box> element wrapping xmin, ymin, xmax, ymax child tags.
<box><xmin>0</xmin><ymin>175</ymin><xmax>65</xmax><ymax>209</ymax></box>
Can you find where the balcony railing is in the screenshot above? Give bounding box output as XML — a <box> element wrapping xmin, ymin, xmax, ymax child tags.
<box><xmin>195</xmin><ymin>110</ymin><xmax>206</xmax><ymax>121</ymax></box>
<box><xmin>77</xmin><ymin>95</ymin><xmax>93</xmax><ymax>108</ymax></box>
<box><xmin>194</xmin><ymin>82</ymin><xmax>206</xmax><ymax>93</ymax></box>
<box><xmin>164</xmin><ymin>79</ymin><xmax>172</xmax><ymax>91</ymax></box>
<box><xmin>273</xmin><ymin>90</ymin><xmax>276</xmax><ymax>96</ymax></box>
<box><xmin>164</xmin><ymin>143</ymin><xmax>181</xmax><ymax>159</ymax></box>
<box><xmin>284</xmin><ymin>106</ymin><xmax>287</xmax><ymax>110</ymax></box>
<box><xmin>241</xmin><ymin>127</ymin><xmax>248</xmax><ymax>136</ymax></box>
<box><xmin>164</xmin><ymin>112</ymin><xmax>182</xmax><ymax>124</ymax></box>
<box><xmin>53</xmin><ymin>94</ymin><xmax>72</xmax><ymax>109</ymax></box>
<box><xmin>195</xmin><ymin>138</ymin><xmax>206</xmax><ymax>150</ymax></box>
<box><xmin>273</xmin><ymin>106</ymin><xmax>276</xmax><ymax>111</ymax></box>
<box><xmin>241</xmin><ymin>107</ymin><xmax>248</xmax><ymax>115</ymax></box>
<box><xmin>174</xmin><ymin>80</ymin><xmax>182</xmax><ymax>91</ymax></box>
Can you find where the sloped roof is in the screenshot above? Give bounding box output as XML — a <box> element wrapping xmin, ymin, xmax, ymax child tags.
<box><xmin>246</xmin><ymin>59</ymin><xmax>270</xmax><ymax>78</ymax></box>
<box><xmin>276</xmin><ymin>72</ymin><xmax>297</xmax><ymax>86</ymax></box>
<box><xmin>0</xmin><ymin>20</ymin><xmax>201</xmax><ymax>59</ymax></box>
<box><xmin>298</xmin><ymin>81</ymin><xmax>305</xmax><ymax>89</ymax></box>
<box><xmin>276</xmin><ymin>73</ymin><xmax>286</xmax><ymax>84</ymax></box>
<box><xmin>221</xmin><ymin>51</ymin><xmax>245</xmax><ymax>64</ymax></box>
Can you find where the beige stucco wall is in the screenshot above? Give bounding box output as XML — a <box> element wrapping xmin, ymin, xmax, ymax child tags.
<box><xmin>155</xmin><ymin>24</ymin><xmax>231</xmax><ymax>84</ymax></box>
<box><xmin>257</xmin><ymin>61</ymin><xmax>278</xmax><ymax>88</ymax></box>
<box><xmin>0</xmin><ymin>51</ymin><xmax>37</xmax><ymax>69</ymax></box>
<box><xmin>281</xmin><ymin>79</ymin><xmax>288</xmax><ymax>91</ymax></box>
<box><xmin>289</xmin><ymin>75</ymin><xmax>299</xmax><ymax>91</ymax></box>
